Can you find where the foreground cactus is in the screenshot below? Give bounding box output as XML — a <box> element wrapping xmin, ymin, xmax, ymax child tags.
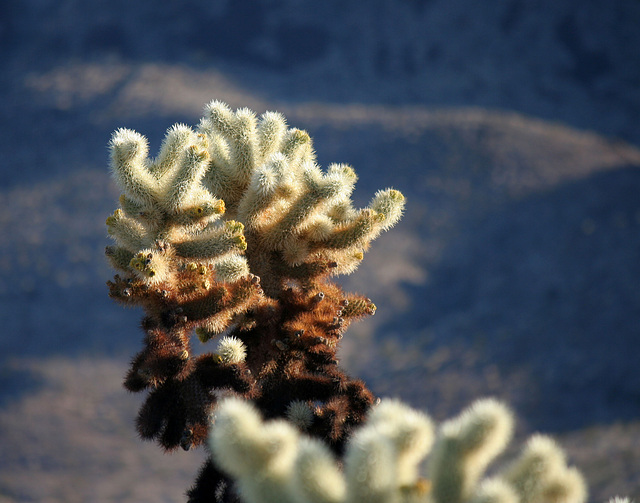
<box><xmin>106</xmin><ymin>101</ymin><xmax>404</xmax><ymax>501</ymax></box>
<box><xmin>210</xmin><ymin>398</ymin><xmax>592</xmax><ymax>503</ymax></box>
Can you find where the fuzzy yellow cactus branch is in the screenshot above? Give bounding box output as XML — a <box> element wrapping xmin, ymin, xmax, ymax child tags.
<box><xmin>192</xmin><ymin>101</ymin><xmax>405</xmax><ymax>294</ymax></box>
<box><xmin>428</xmin><ymin>398</ymin><xmax>515</xmax><ymax>503</ymax></box>
<box><xmin>107</xmin><ymin>122</ymin><xmax>241</xmax><ymax>286</ymax></box>
<box><xmin>209</xmin><ymin>398</ymin><xmax>591</xmax><ymax>503</ymax></box>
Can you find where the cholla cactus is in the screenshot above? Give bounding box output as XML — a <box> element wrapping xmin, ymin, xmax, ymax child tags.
<box><xmin>209</xmin><ymin>398</ymin><xmax>589</xmax><ymax>503</ymax></box>
<box><xmin>106</xmin><ymin>101</ymin><xmax>405</xmax><ymax>501</ymax></box>
<box><xmin>107</xmin><ymin>100</ymin><xmax>629</xmax><ymax>503</ymax></box>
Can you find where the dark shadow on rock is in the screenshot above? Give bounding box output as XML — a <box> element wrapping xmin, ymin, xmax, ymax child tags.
<box><xmin>0</xmin><ymin>364</ymin><xmax>44</xmax><ymax>407</ymax></box>
<box><xmin>0</xmin><ymin>283</ymin><xmax>143</xmax><ymax>361</ymax></box>
<box><xmin>394</xmin><ymin>165</ymin><xmax>640</xmax><ymax>431</ymax></box>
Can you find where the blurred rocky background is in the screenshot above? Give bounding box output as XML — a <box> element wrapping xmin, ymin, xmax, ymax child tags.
<box><xmin>1</xmin><ymin>1</ymin><xmax>639</xmax><ymax>501</ymax></box>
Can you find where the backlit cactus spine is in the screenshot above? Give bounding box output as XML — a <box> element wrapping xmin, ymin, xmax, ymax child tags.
<box><xmin>107</xmin><ymin>125</ymin><xmax>246</xmax><ymax>281</ymax></box>
<box><xmin>209</xmin><ymin>398</ymin><xmax>590</xmax><ymax>503</ymax></box>
<box><xmin>105</xmin><ymin>100</ymin><xmax>405</xmax><ymax>501</ymax></box>
<box><xmin>198</xmin><ymin>101</ymin><xmax>405</xmax><ymax>294</ymax></box>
